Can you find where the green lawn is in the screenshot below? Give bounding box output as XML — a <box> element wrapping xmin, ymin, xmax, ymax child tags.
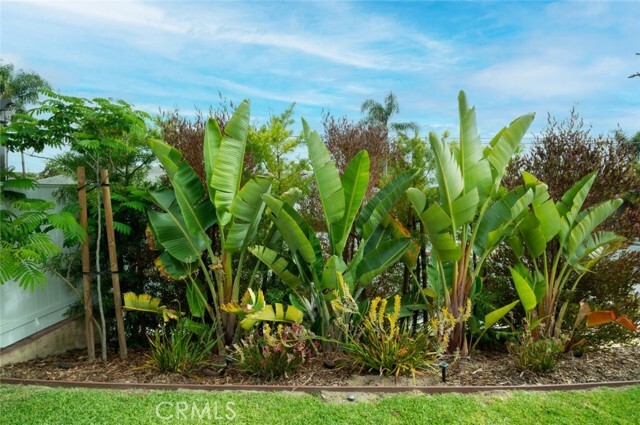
<box><xmin>1</xmin><ymin>384</ymin><xmax>638</xmax><ymax>424</ymax></box>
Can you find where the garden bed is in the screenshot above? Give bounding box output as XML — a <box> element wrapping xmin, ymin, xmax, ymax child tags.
<box><xmin>2</xmin><ymin>344</ymin><xmax>638</xmax><ymax>388</ymax></box>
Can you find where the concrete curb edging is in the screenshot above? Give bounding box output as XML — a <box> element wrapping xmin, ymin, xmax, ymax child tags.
<box><xmin>1</xmin><ymin>377</ymin><xmax>638</xmax><ymax>394</ymax></box>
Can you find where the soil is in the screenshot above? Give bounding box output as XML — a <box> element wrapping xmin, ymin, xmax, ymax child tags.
<box><xmin>2</xmin><ymin>344</ymin><xmax>639</xmax><ymax>388</ymax></box>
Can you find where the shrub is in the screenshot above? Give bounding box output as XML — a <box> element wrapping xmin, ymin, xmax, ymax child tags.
<box><xmin>232</xmin><ymin>324</ymin><xmax>317</xmax><ymax>380</ymax></box>
<box><xmin>509</xmin><ymin>332</ymin><xmax>565</xmax><ymax>373</ymax></box>
<box><xmin>146</xmin><ymin>320</ymin><xmax>218</xmax><ymax>374</ymax></box>
<box><xmin>571</xmin><ymin>251</ymin><xmax>640</xmax><ymax>348</ymax></box>
<box><xmin>340</xmin><ymin>295</ymin><xmax>444</xmax><ymax>377</ymax></box>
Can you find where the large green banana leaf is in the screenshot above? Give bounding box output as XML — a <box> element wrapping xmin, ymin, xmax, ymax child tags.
<box><xmin>457</xmin><ymin>93</ymin><xmax>483</xmax><ymax>184</ymax></box>
<box><xmin>211</xmin><ymin>100</ymin><xmax>250</xmax><ymax>225</ymax></box>
<box><xmin>262</xmin><ymin>194</ymin><xmax>322</xmax><ymax>269</ymax></box>
<box><xmin>321</xmin><ymin>255</ymin><xmax>348</xmax><ymax>291</ymax></box>
<box><xmin>303</xmin><ymin>119</ymin><xmax>345</xmax><ymax>228</ymax></box>
<box><xmin>472</xmin><ymin>187</ymin><xmax>534</xmax><ymax>257</ymax></box>
<box><xmin>203</xmin><ymin>117</ymin><xmax>222</xmax><ymax>201</ymax></box>
<box><xmin>148</xmin><ymin>210</ymin><xmax>207</xmax><ymax>263</ymax></box>
<box><xmin>457</xmin><ymin>93</ymin><xmax>493</xmax><ymax>204</ymax></box>
<box><xmin>484</xmin><ymin>113</ymin><xmax>535</xmax><ymax>186</ymax></box>
<box><xmin>569</xmin><ymin>231</ymin><xmax>624</xmax><ymax>270</ymax></box>
<box><xmin>510</xmin><ymin>266</ymin><xmax>537</xmax><ymax>312</ymax></box>
<box><xmin>566</xmin><ymin>199</ymin><xmax>622</xmax><ymax>255</ymax></box>
<box><xmin>429</xmin><ymin>131</ymin><xmax>463</xmax><ymax>217</ymax></box>
<box><xmin>149</xmin><ymin>139</ymin><xmax>215</xmax><ymax>237</ymax></box>
<box><xmin>224</xmin><ymin>175</ymin><xmax>272</xmax><ymax>252</ymax></box>
<box><xmin>249</xmin><ymin>245</ymin><xmax>303</xmax><ymax>289</ymax></box>
<box><xmin>356</xmin><ymin>168</ymin><xmax>419</xmax><ymax>239</ymax></box>
<box><xmin>557</xmin><ymin>172</ymin><xmax>596</xmax><ymax>242</ymax></box>
<box><xmin>332</xmin><ymin>150</ymin><xmax>370</xmax><ymax>254</ymax></box>
<box><xmin>356</xmin><ymin>237</ymin><xmax>412</xmax><ymax>285</ymax></box>
<box><xmin>154</xmin><ymin>251</ymin><xmax>189</xmax><ymax>280</ymax></box>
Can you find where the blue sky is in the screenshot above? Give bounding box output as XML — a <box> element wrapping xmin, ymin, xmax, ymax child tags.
<box><xmin>2</xmin><ymin>0</ymin><xmax>639</xmax><ymax>172</ymax></box>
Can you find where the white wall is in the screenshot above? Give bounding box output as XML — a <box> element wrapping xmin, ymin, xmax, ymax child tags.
<box><xmin>0</xmin><ymin>182</ymin><xmax>79</xmax><ymax>348</ymax></box>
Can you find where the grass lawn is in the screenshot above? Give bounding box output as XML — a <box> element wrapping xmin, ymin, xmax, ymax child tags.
<box><xmin>1</xmin><ymin>384</ymin><xmax>639</xmax><ymax>424</ymax></box>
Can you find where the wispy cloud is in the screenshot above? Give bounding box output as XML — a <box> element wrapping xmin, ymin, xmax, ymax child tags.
<box><xmin>20</xmin><ymin>0</ymin><xmax>184</xmax><ymax>33</ymax></box>
<box><xmin>2</xmin><ymin>0</ymin><xmax>638</xmax><ymax>174</ymax></box>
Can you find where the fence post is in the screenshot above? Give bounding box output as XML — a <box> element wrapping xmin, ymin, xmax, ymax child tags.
<box><xmin>100</xmin><ymin>169</ymin><xmax>127</xmax><ymax>359</ymax></box>
<box><xmin>77</xmin><ymin>167</ymin><xmax>95</xmax><ymax>361</ymax></box>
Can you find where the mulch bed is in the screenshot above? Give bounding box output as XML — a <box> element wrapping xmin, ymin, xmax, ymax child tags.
<box><xmin>2</xmin><ymin>344</ymin><xmax>639</xmax><ymax>388</ymax></box>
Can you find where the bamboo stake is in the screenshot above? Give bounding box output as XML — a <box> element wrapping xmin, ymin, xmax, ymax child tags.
<box><xmin>100</xmin><ymin>169</ymin><xmax>127</xmax><ymax>359</ymax></box>
<box><xmin>77</xmin><ymin>167</ymin><xmax>95</xmax><ymax>361</ymax></box>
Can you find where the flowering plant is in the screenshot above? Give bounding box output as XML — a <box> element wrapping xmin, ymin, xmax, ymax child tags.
<box><xmin>232</xmin><ymin>323</ymin><xmax>318</xmax><ymax>380</ymax></box>
<box><xmin>339</xmin><ymin>295</ymin><xmax>446</xmax><ymax>377</ymax></box>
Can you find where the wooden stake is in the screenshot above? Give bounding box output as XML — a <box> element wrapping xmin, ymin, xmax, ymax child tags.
<box><xmin>77</xmin><ymin>167</ymin><xmax>95</xmax><ymax>361</ymax></box>
<box><xmin>100</xmin><ymin>169</ymin><xmax>127</xmax><ymax>359</ymax></box>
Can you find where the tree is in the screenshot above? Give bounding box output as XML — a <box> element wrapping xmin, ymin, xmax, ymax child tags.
<box><xmin>0</xmin><ymin>63</ymin><xmax>51</xmax><ymax>177</ymax></box>
<box><xmin>360</xmin><ymin>91</ymin><xmax>419</xmax><ymax>135</ymax></box>
<box><xmin>407</xmin><ymin>91</ymin><xmax>535</xmax><ymax>355</ymax></box>
<box><xmin>146</xmin><ymin>101</ymin><xmax>274</xmax><ymax>348</ymax></box>
<box><xmin>251</xmin><ymin>119</ymin><xmax>419</xmax><ymax>337</ymax></box>
<box><xmin>39</xmin><ymin>94</ymin><xmax>165</xmax><ymax>349</ymax></box>
<box><xmin>245</xmin><ymin>104</ymin><xmax>309</xmax><ymax>196</ymax></box>
<box><xmin>2</xmin><ymin>90</ymin><xmax>156</xmax><ymax>361</ymax></box>
<box><xmin>0</xmin><ymin>63</ymin><xmax>51</xmax><ymax>114</ymax></box>
<box><xmin>157</xmin><ymin>96</ymin><xmax>234</xmax><ymax>187</ymax></box>
<box><xmin>505</xmin><ymin>109</ymin><xmax>640</xmax><ymax>239</ymax></box>
<box><xmin>323</xmin><ymin>113</ymin><xmax>389</xmax><ymax>199</ymax></box>
<box><xmin>0</xmin><ymin>185</ymin><xmax>84</xmax><ymax>290</ymax></box>
<box><xmin>493</xmin><ymin>109</ymin><xmax>640</xmax><ymax>347</ymax></box>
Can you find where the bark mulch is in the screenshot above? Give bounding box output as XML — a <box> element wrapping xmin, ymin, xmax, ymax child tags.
<box><xmin>2</xmin><ymin>344</ymin><xmax>638</xmax><ymax>388</ymax></box>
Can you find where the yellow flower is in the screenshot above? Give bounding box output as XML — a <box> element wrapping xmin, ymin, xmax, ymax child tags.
<box><xmin>378</xmin><ymin>298</ymin><xmax>387</xmax><ymax>328</ymax></box>
<box><xmin>369</xmin><ymin>297</ymin><xmax>380</xmax><ymax>324</ymax></box>
<box><xmin>393</xmin><ymin>295</ymin><xmax>401</xmax><ymax>323</ymax></box>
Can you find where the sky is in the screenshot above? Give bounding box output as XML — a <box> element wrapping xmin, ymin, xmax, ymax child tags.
<box><xmin>1</xmin><ymin>0</ymin><xmax>639</xmax><ymax>173</ymax></box>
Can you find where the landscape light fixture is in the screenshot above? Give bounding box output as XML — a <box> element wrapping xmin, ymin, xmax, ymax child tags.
<box><xmin>438</xmin><ymin>361</ymin><xmax>449</xmax><ymax>383</ymax></box>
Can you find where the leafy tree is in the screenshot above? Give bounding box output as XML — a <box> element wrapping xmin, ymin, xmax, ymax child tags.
<box><xmin>489</xmin><ymin>109</ymin><xmax>640</xmax><ymax>347</ymax></box>
<box><xmin>360</xmin><ymin>91</ymin><xmax>418</xmax><ymax>135</ymax></box>
<box><xmin>505</xmin><ymin>109</ymin><xmax>640</xmax><ymax>239</ymax></box>
<box><xmin>246</xmin><ymin>104</ymin><xmax>309</xmax><ymax>196</ymax></box>
<box><xmin>0</xmin><ymin>63</ymin><xmax>51</xmax><ymax>177</ymax></box>
<box><xmin>2</xmin><ymin>90</ymin><xmax>157</xmax><ymax>361</ymax></box>
<box><xmin>0</xmin><ymin>63</ymin><xmax>51</xmax><ymax>114</ymax></box>
<box><xmin>252</xmin><ymin>119</ymin><xmax>419</xmax><ymax>337</ymax></box>
<box><xmin>146</xmin><ymin>101</ymin><xmax>275</xmax><ymax>348</ymax></box>
<box><xmin>408</xmin><ymin>91</ymin><xmax>535</xmax><ymax>355</ymax></box>
<box><xmin>506</xmin><ymin>172</ymin><xmax>631</xmax><ymax>345</ymax></box>
<box><xmin>0</xmin><ymin>185</ymin><xmax>83</xmax><ymax>290</ymax></box>
<box><xmin>157</xmin><ymin>98</ymin><xmax>233</xmax><ymax>187</ymax></box>
<box><xmin>323</xmin><ymin>113</ymin><xmax>389</xmax><ymax>199</ymax></box>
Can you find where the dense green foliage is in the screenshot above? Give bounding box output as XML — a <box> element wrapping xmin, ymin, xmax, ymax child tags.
<box><xmin>0</xmin><ymin>192</ymin><xmax>83</xmax><ymax>290</ymax></box>
<box><xmin>407</xmin><ymin>91</ymin><xmax>536</xmax><ymax>354</ymax></box>
<box><xmin>146</xmin><ymin>319</ymin><xmax>219</xmax><ymax>374</ymax></box>
<box><xmin>339</xmin><ymin>295</ymin><xmax>442</xmax><ymax>377</ymax></box>
<box><xmin>1</xmin><ymin>63</ymin><xmax>637</xmax><ymax>379</ymax></box>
